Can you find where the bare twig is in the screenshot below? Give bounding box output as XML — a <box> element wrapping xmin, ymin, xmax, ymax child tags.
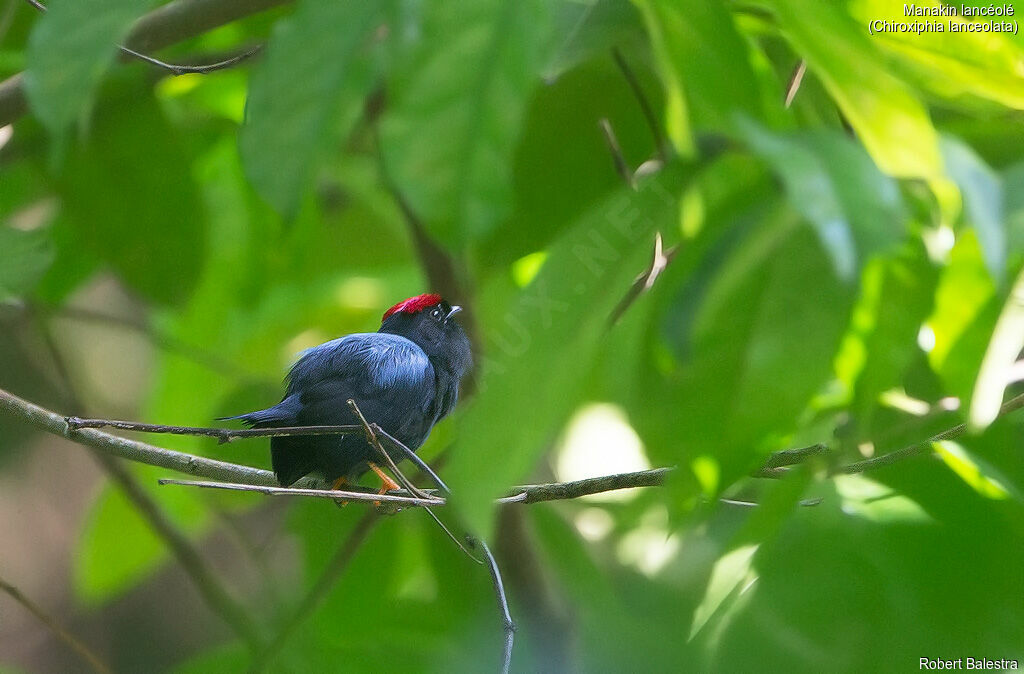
<box><xmin>22</xmin><ymin>0</ymin><xmax>263</xmax><ymax>76</ymax></box>
<box><xmin>158</xmin><ymin>478</ymin><xmax>445</xmax><ymax>506</ymax></box>
<box><xmin>611</xmin><ymin>47</ymin><xmax>669</xmax><ymax>161</ymax></box>
<box><xmin>1</xmin><ymin>0</ymin><xmax>290</xmax><ymax>126</ymax></box>
<box><xmin>784</xmin><ymin>59</ymin><xmax>807</xmax><ymax>108</ymax></box>
<box><xmin>600</xmin><ymin>118</ymin><xmax>635</xmax><ymax>188</ymax></box>
<box><xmin>608</xmin><ymin>232</ymin><xmax>679</xmax><ymax>326</ymax></box>
<box><xmin>66</xmin><ymin>417</ymin><xmax>361</xmax><ymax>444</ymax></box>
<box><xmin>0</xmin><ymin>574</ymin><xmax>113</xmax><ymax>674</ymax></box>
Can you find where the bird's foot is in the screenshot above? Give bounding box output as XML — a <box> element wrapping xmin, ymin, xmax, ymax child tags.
<box><xmin>331</xmin><ymin>476</ymin><xmax>349</xmax><ymax>508</ymax></box>
<box><xmin>369</xmin><ymin>462</ymin><xmax>399</xmax><ymax>506</ymax></box>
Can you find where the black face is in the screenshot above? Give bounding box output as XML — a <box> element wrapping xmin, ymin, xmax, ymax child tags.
<box><xmin>379</xmin><ymin>300</ymin><xmax>473</xmax><ymax>379</ymax></box>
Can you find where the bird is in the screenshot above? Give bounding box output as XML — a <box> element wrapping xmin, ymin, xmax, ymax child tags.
<box><xmin>220</xmin><ymin>294</ymin><xmax>472</xmax><ymax>494</ymax></box>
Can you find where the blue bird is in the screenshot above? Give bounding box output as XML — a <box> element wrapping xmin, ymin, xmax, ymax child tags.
<box><xmin>222</xmin><ymin>294</ymin><xmax>472</xmax><ymax>493</ymax></box>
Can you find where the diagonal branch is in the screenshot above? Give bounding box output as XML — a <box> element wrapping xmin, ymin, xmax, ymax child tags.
<box><xmin>0</xmin><ymin>573</ymin><xmax>113</xmax><ymax>674</ymax></box>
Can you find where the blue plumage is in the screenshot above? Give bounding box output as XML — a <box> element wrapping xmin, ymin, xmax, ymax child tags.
<box><xmin>224</xmin><ymin>295</ymin><xmax>472</xmax><ymax>487</ymax></box>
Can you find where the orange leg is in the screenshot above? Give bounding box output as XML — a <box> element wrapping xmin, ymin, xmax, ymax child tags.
<box><xmin>369</xmin><ymin>462</ymin><xmax>400</xmax><ymax>494</ymax></box>
<box><xmin>330</xmin><ymin>476</ymin><xmax>349</xmax><ymax>507</ymax></box>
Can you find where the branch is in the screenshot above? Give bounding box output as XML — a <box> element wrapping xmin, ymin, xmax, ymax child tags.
<box><xmin>599</xmin><ymin>117</ymin><xmax>635</xmax><ymax>188</ymax></box>
<box><xmin>24</xmin><ymin>0</ymin><xmax>264</xmax><ymax>76</ymax></box>
<box><xmin>66</xmin><ymin>417</ymin><xmax>361</xmax><ymax>444</ymax></box>
<box><xmin>0</xmin><ymin>574</ymin><xmax>113</xmax><ymax>674</ymax></box>
<box><xmin>611</xmin><ymin>47</ymin><xmax>669</xmax><ymax>162</ymax></box>
<box><xmin>784</xmin><ymin>60</ymin><xmax>807</xmax><ymax>108</ymax></box>
<box><xmin>0</xmin><ymin>386</ymin><xmax>295</xmax><ymax>487</ymax></box>
<box><xmin>1</xmin><ymin>0</ymin><xmax>290</xmax><ymax>126</ymax></box>
<box><xmin>31</xmin><ymin>321</ymin><xmax>266</xmax><ymax>651</ymax></box>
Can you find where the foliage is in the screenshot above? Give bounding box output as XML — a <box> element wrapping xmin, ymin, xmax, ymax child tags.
<box><xmin>1</xmin><ymin>0</ymin><xmax>1023</xmax><ymax>671</ymax></box>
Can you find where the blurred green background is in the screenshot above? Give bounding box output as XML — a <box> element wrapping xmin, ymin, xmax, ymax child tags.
<box><xmin>1</xmin><ymin>0</ymin><xmax>1023</xmax><ymax>671</ymax></box>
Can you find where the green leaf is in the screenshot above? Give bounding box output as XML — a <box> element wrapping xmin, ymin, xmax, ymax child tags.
<box><xmin>669</xmin><ymin>213</ymin><xmax>854</xmax><ymax>484</ymax></box>
<box><xmin>379</xmin><ymin>0</ymin><xmax>554</xmax><ymax>247</ymax></box>
<box><xmin>0</xmin><ymin>225</ymin><xmax>54</xmax><ymax>299</ymax></box>
<box><xmin>765</xmin><ymin>0</ymin><xmax>941</xmax><ymax>178</ymax></box>
<box><xmin>849</xmin><ymin>0</ymin><xmax>1024</xmax><ymax>109</ymax></box>
<box><xmin>838</xmin><ymin>245</ymin><xmax>938</xmax><ymax>432</ymax></box>
<box><xmin>970</xmin><ymin>266</ymin><xmax>1024</xmax><ymax>430</ymax></box>
<box><xmin>927</xmin><ymin>230</ymin><xmax>1002</xmax><ymax>406</ymax></box>
<box><xmin>446</xmin><ymin>164</ymin><xmax>692</xmax><ymax>537</ymax></box>
<box><xmin>239</xmin><ymin>0</ymin><xmax>380</xmax><ymax>216</ymax></box>
<box><xmin>24</xmin><ymin>0</ymin><xmax>151</xmax><ymax>136</ymax></box>
<box><xmin>940</xmin><ymin>135</ymin><xmax>1005</xmax><ymax>283</ymax></box>
<box><xmin>56</xmin><ymin>81</ymin><xmax>206</xmax><ymax>306</ymax></box>
<box><xmin>635</xmin><ymin>0</ymin><xmax>762</xmax><ymax>144</ymax></box>
<box><xmin>543</xmin><ymin>0</ymin><xmax>644</xmax><ymax>80</ymax></box>
<box><xmin>933</xmin><ymin>440</ymin><xmax>1016</xmax><ymax>501</ymax></box>
<box><xmin>74</xmin><ymin>465</ymin><xmax>210</xmax><ymax>604</ymax></box>
<box><xmin>740</xmin><ymin>123</ymin><xmax>907</xmax><ymax>281</ymax></box>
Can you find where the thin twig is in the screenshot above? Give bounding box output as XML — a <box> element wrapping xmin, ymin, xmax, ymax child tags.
<box><xmin>784</xmin><ymin>59</ymin><xmax>807</xmax><ymax>108</ymax></box>
<box><xmin>65</xmin><ymin>417</ymin><xmax>361</xmax><ymax>444</ymax></box>
<box><xmin>608</xmin><ymin>232</ymin><xmax>679</xmax><ymax>326</ymax></box>
<box><xmin>0</xmin><ymin>574</ymin><xmax>113</xmax><ymax>674</ymax></box>
<box><xmin>1</xmin><ymin>0</ymin><xmax>291</xmax><ymax>127</ymax></box>
<box><xmin>611</xmin><ymin>47</ymin><xmax>670</xmax><ymax>161</ymax></box>
<box><xmin>158</xmin><ymin>478</ymin><xmax>445</xmax><ymax>506</ymax></box>
<box><xmin>599</xmin><ymin>118</ymin><xmax>635</xmax><ymax>188</ymax></box>
<box><xmin>22</xmin><ymin>0</ymin><xmax>262</xmax><ymax>76</ymax></box>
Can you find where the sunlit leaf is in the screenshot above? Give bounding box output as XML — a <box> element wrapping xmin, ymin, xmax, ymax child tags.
<box><xmin>848</xmin><ymin>0</ymin><xmax>1024</xmax><ymax>109</ymax></box>
<box><xmin>379</xmin><ymin>0</ymin><xmax>555</xmax><ymax>247</ymax></box>
<box><xmin>24</xmin><ymin>0</ymin><xmax>151</xmax><ymax>136</ymax></box>
<box><xmin>239</xmin><ymin>0</ymin><xmax>380</xmax><ymax>216</ymax></box>
<box><xmin>933</xmin><ymin>440</ymin><xmax>1015</xmax><ymax>501</ymax></box>
<box><xmin>634</xmin><ymin>0</ymin><xmax>763</xmax><ymax>144</ymax></box>
<box><xmin>970</xmin><ymin>266</ymin><xmax>1024</xmax><ymax>430</ymax></box>
<box><xmin>765</xmin><ymin>0</ymin><xmax>941</xmax><ymax>177</ymax></box>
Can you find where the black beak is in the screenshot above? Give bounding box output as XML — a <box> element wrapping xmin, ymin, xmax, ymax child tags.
<box><xmin>446</xmin><ymin>305</ymin><xmax>463</xmax><ymax>320</ymax></box>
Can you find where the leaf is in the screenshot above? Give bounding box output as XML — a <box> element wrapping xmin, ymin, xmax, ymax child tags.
<box><xmin>446</xmin><ymin>164</ymin><xmax>693</xmax><ymax>537</ymax></box>
<box><xmin>848</xmin><ymin>0</ymin><xmax>1024</xmax><ymax>109</ymax></box>
<box><xmin>634</xmin><ymin>0</ymin><xmax>762</xmax><ymax>144</ymax></box>
<box><xmin>765</xmin><ymin>0</ymin><xmax>941</xmax><ymax>178</ymax></box>
<box><xmin>56</xmin><ymin>80</ymin><xmax>206</xmax><ymax>306</ymax></box>
<box><xmin>379</xmin><ymin>0</ymin><xmax>554</xmax><ymax>247</ymax></box>
<box><xmin>24</xmin><ymin>0</ymin><xmax>151</xmax><ymax>136</ymax></box>
<box><xmin>543</xmin><ymin>0</ymin><xmax>644</xmax><ymax>80</ymax></box>
<box><xmin>668</xmin><ymin>215</ymin><xmax>853</xmax><ymax>484</ymax></box>
<box><xmin>688</xmin><ymin>544</ymin><xmax>758</xmax><ymax>641</ymax></box>
<box><xmin>940</xmin><ymin>135</ymin><xmax>1005</xmax><ymax>283</ymax></box>
<box><xmin>837</xmin><ymin>245</ymin><xmax>938</xmax><ymax>432</ymax></box>
<box><xmin>239</xmin><ymin>0</ymin><xmax>380</xmax><ymax>216</ymax></box>
<box><xmin>927</xmin><ymin>230</ymin><xmax>1002</xmax><ymax>406</ymax></box>
<box><xmin>74</xmin><ymin>465</ymin><xmax>210</xmax><ymax>604</ymax></box>
<box><xmin>970</xmin><ymin>266</ymin><xmax>1024</xmax><ymax>430</ymax></box>
<box><xmin>0</xmin><ymin>225</ymin><xmax>54</xmax><ymax>299</ymax></box>
<box><xmin>740</xmin><ymin>123</ymin><xmax>907</xmax><ymax>281</ymax></box>
<box><xmin>933</xmin><ymin>440</ymin><xmax>1017</xmax><ymax>502</ymax></box>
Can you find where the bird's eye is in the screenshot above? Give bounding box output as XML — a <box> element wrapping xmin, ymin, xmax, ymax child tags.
<box><xmin>430</xmin><ymin>307</ymin><xmax>443</xmax><ymax>319</ymax></box>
